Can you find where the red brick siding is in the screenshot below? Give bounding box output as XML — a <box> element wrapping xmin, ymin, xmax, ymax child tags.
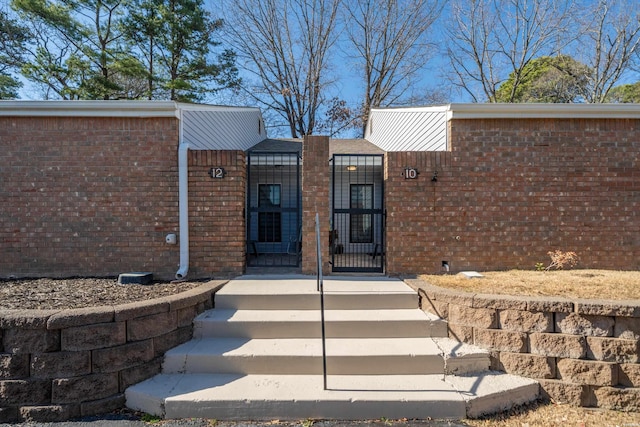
<box><xmin>0</xmin><ymin>117</ymin><xmax>180</xmax><ymax>279</ymax></box>
<box><xmin>187</xmin><ymin>150</ymin><xmax>246</xmax><ymax>278</ymax></box>
<box><xmin>301</xmin><ymin>136</ymin><xmax>331</xmax><ymax>274</ymax></box>
<box><xmin>386</xmin><ymin>118</ymin><xmax>640</xmax><ymax>274</ymax></box>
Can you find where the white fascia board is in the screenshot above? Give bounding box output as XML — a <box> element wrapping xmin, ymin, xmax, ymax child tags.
<box><xmin>446</xmin><ymin>103</ymin><xmax>640</xmax><ymax>120</ymax></box>
<box><xmin>0</xmin><ymin>100</ymin><xmax>181</xmax><ymax>118</ymax></box>
<box><xmin>175</xmin><ymin>102</ymin><xmax>262</xmax><ymax>113</ymax></box>
<box><xmin>369</xmin><ymin>103</ymin><xmax>640</xmax><ymax>121</ymax></box>
<box><xmin>369</xmin><ymin>105</ymin><xmax>450</xmax><ymax>115</ymax></box>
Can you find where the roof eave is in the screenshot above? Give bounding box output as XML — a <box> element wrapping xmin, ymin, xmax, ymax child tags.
<box><xmin>446</xmin><ymin>103</ymin><xmax>640</xmax><ymax>120</ymax></box>
<box><xmin>0</xmin><ymin>100</ymin><xmax>181</xmax><ymax>118</ymax></box>
<box><xmin>369</xmin><ymin>103</ymin><xmax>640</xmax><ymax>120</ymax></box>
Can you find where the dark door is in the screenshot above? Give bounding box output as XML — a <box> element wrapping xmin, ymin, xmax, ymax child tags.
<box><xmin>247</xmin><ymin>152</ymin><xmax>301</xmax><ymax>267</ymax></box>
<box><xmin>331</xmin><ymin>154</ymin><xmax>384</xmax><ymax>273</ymax></box>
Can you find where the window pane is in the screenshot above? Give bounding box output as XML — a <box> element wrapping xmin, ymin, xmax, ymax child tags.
<box><xmin>259</xmin><ymin>212</ymin><xmax>281</xmax><ymax>242</ymax></box>
<box><xmin>350</xmin><ymin>184</ymin><xmax>372</xmax><ymax>209</ymax></box>
<box><xmin>259</xmin><ymin>184</ymin><xmax>281</xmax><ymax>207</ymax></box>
<box><xmin>258</xmin><ymin>184</ymin><xmax>282</xmax><ymax>242</ymax></box>
<box><xmin>350</xmin><ymin>184</ymin><xmax>373</xmax><ymax>243</ymax></box>
<box><xmin>351</xmin><ymin>214</ymin><xmax>372</xmax><ymax>243</ymax></box>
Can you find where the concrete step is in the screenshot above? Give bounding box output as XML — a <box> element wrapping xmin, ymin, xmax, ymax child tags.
<box><xmin>125</xmin><ymin>372</ymin><xmax>539</xmax><ymax>420</ymax></box>
<box><xmin>433</xmin><ymin>338</ymin><xmax>491</xmax><ymax>375</ymax></box>
<box><xmin>162</xmin><ymin>337</ymin><xmax>445</xmax><ymax>375</ymax></box>
<box><xmin>214</xmin><ymin>275</ymin><xmax>419</xmax><ymax>310</ymax></box>
<box><xmin>194</xmin><ymin>308</ymin><xmax>448</xmax><ymax>339</ymax></box>
<box><xmin>445</xmin><ymin>372</ymin><xmax>541</xmax><ymax>418</ymax></box>
<box><xmin>125</xmin><ymin>275</ymin><xmax>539</xmax><ymax>420</ymax></box>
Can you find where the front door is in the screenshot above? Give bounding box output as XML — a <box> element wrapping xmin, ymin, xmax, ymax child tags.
<box><xmin>331</xmin><ymin>154</ymin><xmax>384</xmax><ymax>273</ymax></box>
<box><xmin>247</xmin><ymin>151</ymin><xmax>301</xmax><ymax>267</ymax></box>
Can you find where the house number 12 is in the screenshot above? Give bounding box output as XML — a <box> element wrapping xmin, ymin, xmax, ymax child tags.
<box><xmin>208</xmin><ymin>167</ymin><xmax>226</xmax><ymax>178</ymax></box>
<box><xmin>404</xmin><ymin>168</ymin><xmax>418</xmax><ymax>179</ymax></box>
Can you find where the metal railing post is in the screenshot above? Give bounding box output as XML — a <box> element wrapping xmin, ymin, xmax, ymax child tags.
<box><xmin>315</xmin><ymin>213</ymin><xmax>327</xmax><ymax>390</ymax></box>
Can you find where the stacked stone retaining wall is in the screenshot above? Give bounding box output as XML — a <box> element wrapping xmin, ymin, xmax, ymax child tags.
<box><xmin>0</xmin><ymin>280</ymin><xmax>226</xmax><ymax>423</ymax></box>
<box><xmin>407</xmin><ymin>279</ymin><xmax>640</xmax><ymax>412</ymax></box>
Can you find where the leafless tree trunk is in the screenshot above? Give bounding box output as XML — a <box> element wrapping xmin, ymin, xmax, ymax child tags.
<box><xmin>222</xmin><ymin>0</ymin><xmax>339</xmax><ymax>138</ymax></box>
<box><xmin>446</xmin><ymin>0</ymin><xmax>577</xmax><ymax>102</ymax></box>
<box><xmin>343</xmin><ymin>0</ymin><xmax>443</xmax><ymax>134</ymax></box>
<box><xmin>578</xmin><ymin>0</ymin><xmax>640</xmax><ymax>103</ymax></box>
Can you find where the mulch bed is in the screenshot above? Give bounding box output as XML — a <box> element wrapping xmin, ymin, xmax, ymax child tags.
<box><xmin>0</xmin><ymin>277</ymin><xmax>209</xmax><ymax>310</ymax></box>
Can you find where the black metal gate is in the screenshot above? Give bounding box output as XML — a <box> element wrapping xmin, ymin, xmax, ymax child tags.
<box><xmin>331</xmin><ymin>154</ymin><xmax>384</xmax><ymax>273</ymax></box>
<box><xmin>247</xmin><ymin>152</ymin><xmax>301</xmax><ymax>267</ymax></box>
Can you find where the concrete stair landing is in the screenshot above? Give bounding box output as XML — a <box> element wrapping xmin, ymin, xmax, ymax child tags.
<box><xmin>126</xmin><ymin>275</ymin><xmax>538</xmax><ymax>420</ymax></box>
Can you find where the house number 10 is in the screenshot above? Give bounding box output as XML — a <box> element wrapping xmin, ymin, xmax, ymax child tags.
<box><xmin>404</xmin><ymin>168</ymin><xmax>419</xmax><ymax>179</ymax></box>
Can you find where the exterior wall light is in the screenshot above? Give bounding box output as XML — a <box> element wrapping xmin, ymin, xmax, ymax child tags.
<box><xmin>346</xmin><ymin>165</ymin><xmax>357</xmax><ymax>171</ymax></box>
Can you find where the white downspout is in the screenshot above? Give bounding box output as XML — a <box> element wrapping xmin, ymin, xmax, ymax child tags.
<box><xmin>175</xmin><ymin>141</ymin><xmax>190</xmax><ymax>280</ymax></box>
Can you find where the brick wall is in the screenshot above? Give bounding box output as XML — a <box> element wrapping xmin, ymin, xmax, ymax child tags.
<box><xmin>0</xmin><ymin>117</ymin><xmax>180</xmax><ymax>280</ymax></box>
<box><xmin>4</xmin><ymin>115</ymin><xmax>638</xmax><ymax>278</ymax></box>
<box><xmin>301</xmin><ymin>136</ymin><xmax>330</xmax><ymax>275</ymax></box>
<box><xmin>409</xmin><ymin>279</ymin><xmax>640</xmax><ymax>411</ymax></box>
<box><xmin>385</xmin><ymin>151</ymin><xmax>452</xmax><ymax>274</ymax></box>
<box><xmin>386</xmin><ymin>118</ymin><xmax>640</xmax><ymax>274</ymax></box>
<box><xmin>0</xmin><ymin>280</ymin><xmax>225</xmax><ymax>423</ymax></box>
<box><xmin>187</xmin><ymin>151</ymin><xmax>246</xmax><ymax>278</ymax></box>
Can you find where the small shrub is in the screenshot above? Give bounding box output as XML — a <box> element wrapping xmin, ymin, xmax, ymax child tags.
<box><xmin>535</xmin><ymin>262</ymin><xmax>545</xmax><ymax>271</ymax></box>
<box><xmin>545</xmin><ymin>250</ymin><xmax>578</xmax><ymax>270</ymax></box>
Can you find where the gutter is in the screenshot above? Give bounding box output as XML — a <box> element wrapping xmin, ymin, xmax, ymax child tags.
<box><xmin>175</xmin><ymin>141</ymin><xmax>190</xmax><ymax>280</ymax></box>
<box><xmin>0</xmin><ymin>100</ymin><xmax>180</xmax><ymax>117</ymax></box>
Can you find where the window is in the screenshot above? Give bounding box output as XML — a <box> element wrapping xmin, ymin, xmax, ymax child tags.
<box><xmin>258</xmin><ymin>184</ymin><xmax>281</xmax><ymax>242</ymax></box>
<box><xmin>350</xmin><ymin>184</ymin><xmax>373</xmax><ymax>243</ymax></box>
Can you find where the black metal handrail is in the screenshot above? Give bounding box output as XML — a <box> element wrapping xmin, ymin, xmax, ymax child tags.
<box><xmin>315</xmin><ymin>213</ymin><xmax>328</xmax><ymax>390</ymax></box>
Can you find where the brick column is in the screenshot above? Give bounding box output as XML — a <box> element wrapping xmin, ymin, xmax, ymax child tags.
<box><xmin>385</xmin><ymin>151</ymin><xmax>451</xmax><ymax>275</ymax></box>
<box><xmin>188</xmin><ymin>150</ymin><xmax>246</xmax><ymax>278</ymax></box>
<box><xmin>301</xmin><ymin>135</ymin><xmax>331</xmax><ymax>275</ymax></box>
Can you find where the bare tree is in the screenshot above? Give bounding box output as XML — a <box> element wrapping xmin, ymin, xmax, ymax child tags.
<box><xmin>343</xmin><ymin>0</ymin><xmax>443</xmax><ymax>133</ymax></box>
<box><xmin>222</xmin><ymin>0</ymin><xmax>339</xmax><ymax>138</ymax></box>
<box><xmin>577</xmin><ymin>0</ymin><xmax>640</xmax><ymax>103</ymax></box>
<box><xmin>446</xmin><ymin>0</ymin><xmax>577</xmax><ymax>102</ymax></box>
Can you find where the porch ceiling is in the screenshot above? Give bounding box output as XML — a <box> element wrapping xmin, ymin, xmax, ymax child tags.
<box><xmin>248</xmin><ymin>138</ymin><xmax>302</xmax><ymax>153</ymax></box>
<box><xmin>247</xmin><ymin>138</ymin><xmax>385</xmax><ymax>155</ymax></box>
<box><xmin>330</xmin><ymin>139</ymin><xmax>385</xmax><ymax>155</ymax></box>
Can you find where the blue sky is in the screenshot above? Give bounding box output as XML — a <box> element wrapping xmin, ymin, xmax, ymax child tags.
<box><xmin>13</xmin><ymin>0</ymin><xmax>639</xmax><ymax>137</ymax></box>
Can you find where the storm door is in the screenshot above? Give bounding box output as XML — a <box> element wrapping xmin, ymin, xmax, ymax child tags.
<box><xmin>247</xmin><ymin>152</ymin><xmax>301</xmax><ymax>267</ymax></box>
<box><xmin>331</xmin><ymin>154</ymin><xmax>384</xmax><ymax>273</ymax></box>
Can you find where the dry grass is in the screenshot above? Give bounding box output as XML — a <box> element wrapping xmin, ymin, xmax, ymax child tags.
<box><xmin>465</xmin><ymin>400</ymin><xmax>640</xmax><ymax>427</ymax></box>
<box><xmin>419</xmin><ymin>269</ymin><xmax>640</xmax><ymax>301</ymax></box>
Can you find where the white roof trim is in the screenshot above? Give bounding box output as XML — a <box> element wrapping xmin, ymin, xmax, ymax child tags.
<box><xmin>369</xmin><ymin>105</ymin><xmax>450</xmax><ymax>114</ymax></box>
<box><xmin>0</xmin><ymin>100</ymin><xmax>263</xmax><ymax>119</ymax></box>
<box><xmin>0</xmin><ymin>100</ymin><xmax>182</xmax><ymax>117</ymax></box>
<box><xmin>370</xmin><ymin>103</ymin><xmax>640</xmax><ymax>120</ymax></box>
<box><xmin>0</xmin><ymin>100</ymin><xmax>264</xmax><ymax>120</ymax></box>
<box><xmin>447</xmin><ymin>103</ymin><xmax>640</xmax><ymax>119</ymax></box>
<box><xmin>176</xmin><ymin>102</ymin><xmax>262</xmax><ymax>113</ymax></box>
